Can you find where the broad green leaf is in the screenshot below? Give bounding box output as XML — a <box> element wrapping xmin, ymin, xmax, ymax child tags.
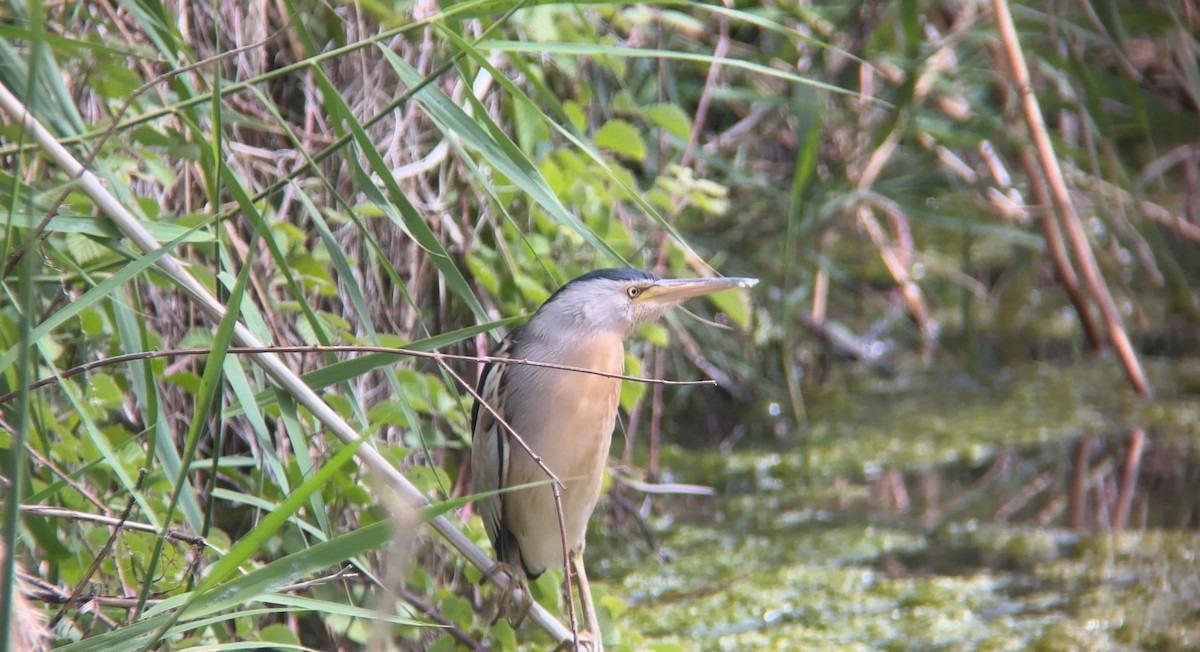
<box><xmin>642</xmin><ymin>103</ymin><xmax>691</xmax><ymax>141</ymax></box>
<box><xmin>709</xmin><ymin>287</ymin><xmax>753</xmax><ymax>330</ymax></box>
<box><xmin>595</xmin><ymin>119</ymin><xmax>646</xmax><ymax>162</ymax></box>
<box><xmin>619</xmin><ymin>352</ymin><xmax>646</xmax><ymax>412</ymax></box>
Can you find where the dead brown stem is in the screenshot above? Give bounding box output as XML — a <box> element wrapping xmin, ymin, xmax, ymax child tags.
<box><xmin>1016</xmin><ymin>148</ymin><xmax>1104</xmax><ymax>350</ymax></box>
<box><xmin>992</xmin><ymin>0</ymin><xmax>1151</xmax><ymax>397</ymax></box>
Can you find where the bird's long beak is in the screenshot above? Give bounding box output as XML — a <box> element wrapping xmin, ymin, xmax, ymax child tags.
<box><xmin>639</xmin><ymin>276</ymin><xmax>759</xmax><ymax>305</ymax></box>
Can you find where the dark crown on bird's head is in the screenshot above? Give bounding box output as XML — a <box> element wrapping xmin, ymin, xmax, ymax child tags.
<box><xmin>543</xmin><ymin>268</ymin><xmax>658</xmax><ymax>306</ymax></box>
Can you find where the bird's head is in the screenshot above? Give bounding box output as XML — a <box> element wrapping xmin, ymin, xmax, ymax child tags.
<box><xmin>531</xmin><ymin>268</ymin><xmax>758</xmax><ymax>337</ymax></box>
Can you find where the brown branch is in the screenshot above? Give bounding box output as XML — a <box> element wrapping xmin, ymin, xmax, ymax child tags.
<box><xmin>992</xmin><ymin>0</ymin><xmax>1151</xmax><ymax>397</ymax></box>
<box><xmin>396</xmin><ymin>585</ymin><xmax>484</xmax><ymax>651</ymax></box>
<box><xmin>680</xmin><ymin>8</ymin><xmax>730</xmax><ymax>168</ymax></box>
<box><xmin>0</xmin><ymin>344</ymin><xmax>717</xmax><ymax>405</ymax></box>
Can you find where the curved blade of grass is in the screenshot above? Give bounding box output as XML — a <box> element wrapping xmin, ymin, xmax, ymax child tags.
<box><xmin>276</xmin><ymin>394</ymin><xmax>332</xmax><ymax>537</ymax></box>
<box><xmin>312</xmin><ymin>72</ymin><xmax>489</xmax><ymax>323</ymax></box>
<box><xmin>286</xmin><ymin>12</ymin><xmax>481</xmax><ymax>500</ymax></box>
<box><xmin>435</xmin><ymin>26</ymin><xmax>711</xmax><ymax>268</ymax></box>
<box><xmin>222</xmin><ymin>357</ymin><xmax>290</xmax><ymax>496</ymax></box>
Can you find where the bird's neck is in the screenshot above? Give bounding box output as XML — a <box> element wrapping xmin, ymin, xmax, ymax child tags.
<box><xmin>523</xmin><ymin>324</ymin><xmax>626</xmax><ymax>373</ymax></box>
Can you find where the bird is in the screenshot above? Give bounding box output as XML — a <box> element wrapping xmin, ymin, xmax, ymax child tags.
<box><xmin>467</xmin><ymin>268</ymin><xmax>758</xmax><ymax>649</ymax></box>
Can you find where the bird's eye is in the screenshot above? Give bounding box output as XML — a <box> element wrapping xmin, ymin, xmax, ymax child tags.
<box><xmin>626</xmin><ymin>286</ymin><xmax>642</xmax><ymax>299</ymax></box>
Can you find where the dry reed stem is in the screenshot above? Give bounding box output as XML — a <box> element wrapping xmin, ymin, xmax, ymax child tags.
<box><xmin>992</xmin><ymin>0</ymin><xmax>1151</xmax><ymax>397</ymax></box>
<box><xmin>1016</xmin><ymin>148</ymin><xmax>1104</xmax><ymax>349</ymax></box>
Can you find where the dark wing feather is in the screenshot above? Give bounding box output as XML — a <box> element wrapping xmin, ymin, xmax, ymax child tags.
<box><xmin>469</xmin><ymin>326</ymin><xmax>524</xmax><ymax>565</ymax></box>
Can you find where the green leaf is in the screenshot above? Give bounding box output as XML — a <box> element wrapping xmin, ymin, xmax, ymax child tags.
<box><xmin>85</xmin><ymin>373</ymin><xmax>124</xmax><ymax>409</ymax></box>
<box><xmin>489</xmin><ymin>619</ymin><xmax>518</xmax><ymax>651</ymax></box>
<box><xmin>709</xmin><ymin>288</ymin><xmax>753</xmax><ymax>331</ymax></box>
<box><xmin>642</xmin><ymin>103</ymin><xmax>691</xmax><ymax>141</ymax></box>
<box><xmin>64</xmin><ymin>232</ymin><xmax>111</xmax><ymax>264</ymax></box>
<box><xmin>259</xmin><ymin>624</ymin><xmax>301</xmax><ymax>646</ymax></box>
<box><xmin>564</xmin><ymin>100</ymin><xmax>587</xmax><ymax>132</ymax></box>
<box><xmin>595</xmin><ymin>119</ymin><xmax>646</xmax><ymax>162</ymax></box>
<box><xmin>619</xmin><ymin>353</ymin><xmax>646</xmax><ymax>412</ymax></box>
<box><xmin>440</xmin><ymin>594</ymin><xmax>475</xmax><ymax>629</ymax></box>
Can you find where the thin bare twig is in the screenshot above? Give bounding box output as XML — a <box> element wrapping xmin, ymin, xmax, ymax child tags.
<box><xmin>396</xmin><ymin>584</ymin><xmax>484</xmax><ymax>651</ymax></box>
<box><xmin>18</xmin><ymin>505</ymin><xmax>206</xmax><ymax>546</ymax></box>
<box><xmin>0</xmin><ymin>344</ymin><xmax>717</xmax><ymax>405</ymax></box>
<box><xmin>994</xmin><ymin>469</ymin><xmax>1054</xmax><ymax>523</ymax></box>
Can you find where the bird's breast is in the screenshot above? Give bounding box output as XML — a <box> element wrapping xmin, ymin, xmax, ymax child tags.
<box><xmin>540</xmin><ymin>334</ymin><xmax>625</xmax><ymax>446</ymax></box>
<box><xmin>501</xmin><ymin>333</ymin><xmax>626</xmax><ymax>571</ymax></box>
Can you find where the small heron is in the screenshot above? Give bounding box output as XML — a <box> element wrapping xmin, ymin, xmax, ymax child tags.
<box><xmin>467</xmin><ymin>268</ymin><xmax>758</xmax><ymax>648</ymax></box>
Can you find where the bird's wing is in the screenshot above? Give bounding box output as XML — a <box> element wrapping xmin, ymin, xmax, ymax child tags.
<box><xmin>469</xmin><ymin>327</ymin><xmax>522</xmax><ymax>558</ymax></box>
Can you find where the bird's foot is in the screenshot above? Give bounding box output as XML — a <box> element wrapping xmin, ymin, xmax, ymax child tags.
<box><xmin>480</xmin><ymin>562</ymin><xmax>532</xmax><ymax>627</ymax></box>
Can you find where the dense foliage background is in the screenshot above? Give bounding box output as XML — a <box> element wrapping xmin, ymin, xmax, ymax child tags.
<box><xmin>2</xmin><ymin>0</ymin><xmax>1198</xmax><ymax>649</ymax></box>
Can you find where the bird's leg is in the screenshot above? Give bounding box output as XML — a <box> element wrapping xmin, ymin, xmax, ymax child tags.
<box><xmin>480</xmin><ymin>562</ymin><xmax>532</xmax><ymax>626</ymax></box>
<box><xmin>568</xmin><ymin>547</ymin><xmax>604</xmax><ymax>652</ymax></box>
